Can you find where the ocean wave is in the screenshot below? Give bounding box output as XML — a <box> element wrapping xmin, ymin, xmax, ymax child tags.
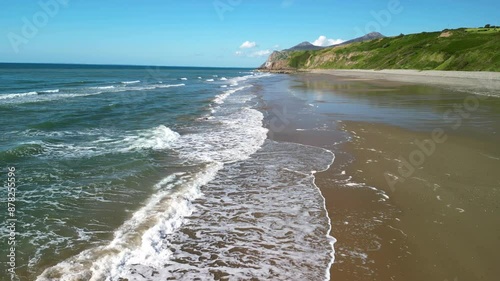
<box><xmin>213</xmin><ymin>86</ymin><xmax>251</xmax><ymax>104</ymax></box>
<box><xmin>123</xmin><ymin>83</ymin><xmax>185</xmax><ymax>91</ymax></box>
<box><xmin>153</xmin><ymin>172</ymin><xmax>186</xmax><ymax>190</ymax></box>
<box><xmin>0</xmin><ymin>142</ymin><xmax>45</xmax><ymax>161</ymax></box>
<box><xmin>180</xmin><ymin>77</ymin><xmax>188</xmax><ymax>81</ymax></box>
<box><xmin>0</xmin><ymin>82</ymin><xmax>187</xmax><ymax>105</ymax></box>
<box><xmin>153</xmin><ymin>83</ymin><xmax>185</xmax><ymax>89</ymax></box>
<box><xmin>121</xmin><ymin>80</ymin><xmax>140</xmax><ymax>84</ymax></box>
<box><xmin>93</xmin><ymin>85</ymin><xmax>115</xmax><ymax>90</ymax></box>
<box><xmin>228</xmin><ymin>74</ymin><xmax>253</xmax><ymax>86</ymax></box>
<box><xmin>35</xmin><ymin>98</ymin><xmax>271</xmax><ymax>277</ymax></box>
<box><xmin>87</xmin><ymin>141</ymin><xmax>335</xmax><ymax>281</ymax></box>
<box><xmin>0</xmin><ymin>90</ymin><xmax>108</xmax><ymax>104</ymax></box>
<box><xmin>38</xmin><ymin>89</ymin><xmax>60</xmax><ymax>94</ymax></box>
<box><xmin>174</xmin><ymin>107</ymin><xmax>268</xmax><ymax>163</ymax></box>
<box><xmin>32</xmin><ymin>125</ymin><xmax>180</xmax><ymax>159</ymax></box>
<box><xmin>36</xmin><ymin>163</ymin><xmax>223</xmax><ymax>281</ymax></box>
<box><xmin>123</xmin><ymin>125</ymin><xmax>180</xmax><ymax>151</ymax></box>
<box><xmin>0</xmin><ymin>91</ymin><xmax>38</xmax><ymax>100</ymax></box>
<box><xmin>34</xmin><ymin>71</ymin><xmax>275</xmax><ymax>280</ymax></box>
<box><xmin>9</xmin><ymin>125</ymin><xmax>180</xmax><ymax>160</ymax></box>
<box><xmin>205</xmin><ymin>79</ymin><xmax>215</xmax><ymax>82</ymax></box>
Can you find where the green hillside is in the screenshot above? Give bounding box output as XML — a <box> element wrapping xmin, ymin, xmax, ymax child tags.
<box><xmin>285</xmin><ymin>28</ymin><xmax>500</xmax><ymax>71</ymax></box>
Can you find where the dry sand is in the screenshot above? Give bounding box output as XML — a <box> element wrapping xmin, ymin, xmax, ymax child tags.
<box><xmin>309</xmin><ymin>69</ymin><xmax>500</xmax><ymax>94</ymax></box>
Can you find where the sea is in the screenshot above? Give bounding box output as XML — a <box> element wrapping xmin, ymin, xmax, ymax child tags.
<box><xmin>0</xmin><ymin>63</ymin><xmax>335</xmax><ymax>280</ymax></box>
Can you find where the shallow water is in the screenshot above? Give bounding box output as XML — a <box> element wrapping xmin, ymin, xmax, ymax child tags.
<box><xmin>0</xmin><ymin>64</ymin><xmax>336</xmax><ymax>280</ymax></box>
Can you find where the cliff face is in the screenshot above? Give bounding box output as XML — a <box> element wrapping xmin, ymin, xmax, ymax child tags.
<box><xmin>258</xmin><ymin>41</ymin><xmax>324</xmax><ymax>72</ymax></box>
<box><xmin>259</xmin><ymin>33</ymin><xmax>386</xmax><ymax>72</ymax></box>
<box><xmin>259</xmin><ymin>51</ymin><xmax>293</xmax><ymax>72</ymax></box>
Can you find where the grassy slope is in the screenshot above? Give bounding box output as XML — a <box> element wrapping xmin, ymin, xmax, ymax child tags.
<box><xmin>288</xmin><ymin>28</ymin><xmax>500</xmax><ymax>71</ymax></box>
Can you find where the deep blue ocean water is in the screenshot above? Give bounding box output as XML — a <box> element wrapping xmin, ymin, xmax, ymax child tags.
<box><xmin>0</xmin><ymin>64</ymin><xmax>334</xmax><ymax>280</ymax></box>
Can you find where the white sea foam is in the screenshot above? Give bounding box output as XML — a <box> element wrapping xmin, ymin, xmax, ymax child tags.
<box><xmin>75</xmin><ymin>227</ymin><xmax>92</xmax><ymax>242</ymax></box>
<box><xmin>0</xmin><ymin>90</ymin><xmax>108</xmax><ymax>104</ymax></box>
<box><xmin>480</xmin><ymin>153</ymin><xmax>500</xmax><ymax>160</ymax></box>
<box><xmin>153</xmin><ymin>83</ymin><xmax>185</xmax><ymax>89</ymax></box>
<box><xmin>38</xmin><ymin>89</ymin><xmax>60</xmax><ymax>93</ymax></box>
<box><xmin>180</xmin><ymin>77</ymin><xmax>188</xmax><ymax>81</ymax></box>
<box><xmin>37</xmin><ymin>70</ymin><xmax>316</xmax><ymax>281</ymax></box>
<box><xmin>0</xmin><ymin>82</ymin><xmax>186</xmax><ymax>105</ymax></box>
<box><xmin>111</xmin><ymin>141</ymin><xmax>336</xmax><ymax>281</ymax></box>
<box><xmin>26</xmin><ymin>125</ymin><xmax>180</xmax><ymax>159</ymax></box>
<box><xmin>123</xmin><ymin>125</ymin><xmax>180</xmax><ymax>151</ymax></box>
<box><xmin>213</xmin><ymin>85</ymin><xmax>250</xmax><ymax>104</ymax></box>
<box><xmin>94</xmin><ymin>85</ymin><xmax>115</xmax><ymax>90</ymax></box>
<box><xmin>121</xmin><ymin>80</ymin><xmax>141</xmax><ymax>84</ymax></box>
<box><xmin>37</xmin><ymin>141</ymin><xmax>334</xmax><ymax>281</ymax></box>
<box><xmin>205</xmin><ymin>79</ymin><xmax>215</xmax><ymax>82</ymax></box>
<box><xmin>227</xmin><ymin>72</ymin><xmax>271</xmax><ymax>87</ymax></box>
<box><xmin>36</xmin><ymin>163</ymin><xmax>223</xmax><ymax>281</ymax></box>
<box><xmin>173</xmin><ymin>107</ymin><xmax>268</xmax><ymax>163</ymax></box>
<box><xmin>0</xmin><ymin>91</ymin><xmax>38</xmax><ymax>100</ymax></box>
<box><xmin>153</xmin><ymin>172</ymin><xmax>186</xmax><ymax>190</ymax></box>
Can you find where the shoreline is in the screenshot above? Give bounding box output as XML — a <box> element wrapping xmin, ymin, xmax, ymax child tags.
<box><xmin>258</xmin><ymin>71</ymin><xmax>500</xmax><ymax>280</ymax></box>
<box><xmin>259</xmin><ymin>76</ymin><xmax>399</xmax><ymax>280</ymax></box>
<box><xmin>257</xmin><ymin>68</ymin><xmax>500</xmax><ymax>94</ymax></box>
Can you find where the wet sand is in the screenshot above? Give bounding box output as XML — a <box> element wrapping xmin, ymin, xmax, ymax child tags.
<box><xmin>259</xmin><ymin>72</ymin><xmax>500</xmax><ymax>281</ymax></box>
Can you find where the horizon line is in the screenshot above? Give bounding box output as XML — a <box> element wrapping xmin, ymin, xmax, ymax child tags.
<box><xmin>0</xmin><ymin>62</ymin><xmax>258</xmax><ymax>69</ymax></box>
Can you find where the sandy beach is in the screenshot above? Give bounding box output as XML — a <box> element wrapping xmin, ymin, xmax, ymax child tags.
<box><xmin>3</xmin><ymin>0</ymin><xmax>499</xmax><ymax>279</ymax></box>
<box><xmin>259</xmin><ymin>71</ymin><xmax>500</xmax><ymax>281</ymax></box>
<box><xmin>309</xmin><ymin>69</ymin><xmax>500</xmax><ymax>95</ymax></box>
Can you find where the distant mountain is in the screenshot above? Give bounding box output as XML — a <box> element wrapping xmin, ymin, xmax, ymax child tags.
<box><xmin>282</xmin><ymin>33</ymin><xmax>385</xmax><ymax>52</ymax></box>
<box><xmin>284</xmin><ymin>41</ymin><xmax>325</xmax><ymax>52</ymax></box>
<box><xmin>259</xmin><ymin>32</ymin><xmax>386</xmax><ymax>71</ymax></box>
<box><xmin>336</xmin><ymin>32</ymin><xmax>385</xmax><ymax>46</ymax></box>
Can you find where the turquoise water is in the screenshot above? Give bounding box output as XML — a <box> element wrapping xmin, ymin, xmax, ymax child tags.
<box><xmin>0</xmin><ymin>64</ymin><xmax>335</xmax><ymax>280</ymax></box>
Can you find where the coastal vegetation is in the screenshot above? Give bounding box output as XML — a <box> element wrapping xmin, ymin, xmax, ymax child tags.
<box><xmin>263</xmin><ymin>28</ymin><xmax>500</xmax><ymax>71</ymax></box>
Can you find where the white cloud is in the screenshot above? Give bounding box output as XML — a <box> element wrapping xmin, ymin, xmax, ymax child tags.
<box><xmin>234</xmin><ymin>49</ymin><xmax>272</xmax><ymax>58</ymax></box>
<box><xmin>312</xmin><ymin>36</ymin><xmax>345</xmax><ymax>47</ymax></box>
<box><xmin>240</xmin><ymin>41</ymin><xmax>257</xmax><ymax>49</ymax></box>
<box><xmin>249</xmin><ymin>50</ymin><xmax>271</xmax><ymax>57</ymax></box>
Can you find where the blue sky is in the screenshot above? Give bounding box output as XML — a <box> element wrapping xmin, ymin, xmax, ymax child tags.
<box><xmin>0</xmin><ymin>0</ymin><xmax>498</xmax><ymax>67</ymax></box>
